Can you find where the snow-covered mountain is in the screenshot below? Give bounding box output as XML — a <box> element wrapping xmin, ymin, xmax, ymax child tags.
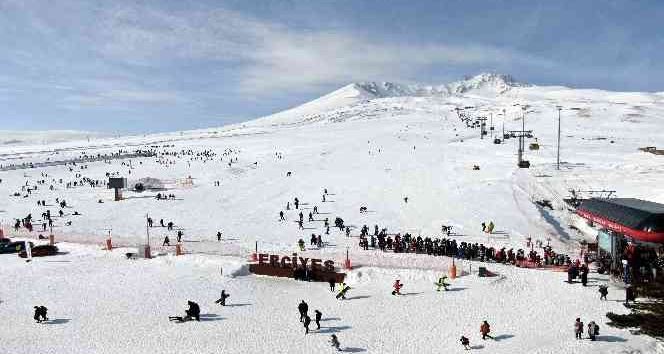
<box><xmin>246</xmin><ymin>72</ymin><xmax>662</xmax><ymax>133</ymax></box>
<box><xmin>352</xmin><ymin>73</ymin><xmax>524</xmax><ymax>99</ymax></box>
<box><xmin>1</xmin><ymin>72</ymin><xmax>663</xmax><ymax>354</ymax></box>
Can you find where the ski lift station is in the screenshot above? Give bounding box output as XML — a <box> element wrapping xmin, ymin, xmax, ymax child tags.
<box><xmin>575</xmin><ymin>198</ymin><xmax>664</xmax><ymax>278</ymax></box>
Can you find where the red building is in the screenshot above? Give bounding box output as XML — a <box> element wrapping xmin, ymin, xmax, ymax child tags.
<box><xmin>576</xmin><ymin>198</ymin><xmax>664</xmax><ymax>281</ymax></box>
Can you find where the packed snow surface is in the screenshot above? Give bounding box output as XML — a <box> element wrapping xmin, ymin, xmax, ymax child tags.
<box><xmin>0</xmin><ymin>74</ymin><xmax>663</xmax><ymax>353</ymax></box>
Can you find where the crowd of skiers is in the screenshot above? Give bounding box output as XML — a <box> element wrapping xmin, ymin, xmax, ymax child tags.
<box><xmin>357</xmin><ymin>224</ymin><xmax>573</xmax><ymax>269</ymax></box>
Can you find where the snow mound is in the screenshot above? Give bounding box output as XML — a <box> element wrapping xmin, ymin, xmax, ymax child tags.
<box><xmin>131</xmin><ymin>177</ymin><xmax>166</xmax><ymax>191</ymax></box>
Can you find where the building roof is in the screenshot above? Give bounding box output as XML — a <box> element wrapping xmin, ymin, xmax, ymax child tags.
<box><xmin>577</xmin><ymin>198</ymin><xmax>664</xmax><ymax>231</ymax></box>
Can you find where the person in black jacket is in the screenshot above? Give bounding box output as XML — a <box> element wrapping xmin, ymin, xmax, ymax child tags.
<box><xmin>185</xmin><ymin>301</ymin><xmax>200</xmax><ymax>321</ymax></box>
<box><xmin>169</xmin><ymin>300</ymin><xmax>198</xmax><ymax>323</ymax></box>
<box><xmin>303</xmin><ymin>315</ymin><xmax>311</xmax><ymax>334</ymax></box>
<box><xmin>298</xmin><ymin>300</ymin><xmax>308</xmax><ymax>322</ymax></box>
<box><xmin>314</xmin><ymin>310</ymin><xmax>322</xmax><ymax>330</ymax></box>
<box><xmin>215</xmin><ymin>290</ymin><xmax>230</xmax><ymax>306</ymax></box>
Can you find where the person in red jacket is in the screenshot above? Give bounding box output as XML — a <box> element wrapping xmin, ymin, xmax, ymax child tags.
<box><xmin>392</xmin><ymin>279</ymin><xmax>403</xmax><ymax>295</ymax></box>
<box><xmin>480</xmin><ymin>320</ymin><xmax>493</xmax><ymax>340</ymax></box>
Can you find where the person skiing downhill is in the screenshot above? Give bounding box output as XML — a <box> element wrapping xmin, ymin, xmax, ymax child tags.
<box><xmin>392</xmin><ymin>279</ymin><xmax>403</xmax><ymax>295</ymax></box>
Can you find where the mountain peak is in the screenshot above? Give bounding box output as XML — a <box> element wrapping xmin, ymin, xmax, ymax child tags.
<box><xmin>449</xmin><ymin>73</ymin><xmax>525</xmax><ymax>94</ymax></box>
<box><xmin>346</xmin><ymin>73</ymin><xmax>525</xmax><ymax>99</ymax></box>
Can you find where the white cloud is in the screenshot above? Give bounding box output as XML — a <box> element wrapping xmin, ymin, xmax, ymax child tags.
<box><xmin>92</xmin><ymin>3</ymin><xmax>553</xmax><ymax>95</ymax></box>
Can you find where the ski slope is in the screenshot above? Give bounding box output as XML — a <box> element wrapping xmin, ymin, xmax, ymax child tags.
<box><xmin>0</xmin><ymin>73</ymin><xmax>662</xmax><ymax>353</ymax></box>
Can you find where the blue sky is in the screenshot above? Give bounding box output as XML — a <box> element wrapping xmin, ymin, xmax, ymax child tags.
<box><xmin>1</xmin><ymin>0</ymin><xmax>663</xmax><ymax>133</ymax></box>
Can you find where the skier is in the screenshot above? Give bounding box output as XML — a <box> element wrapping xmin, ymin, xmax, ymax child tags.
<box><xmin>286</xmin><ymin>202</ymin><xmax>291</xmax><ymax>210</ymax></box>
<box><xmin>481</xmin><ymin>222</ymin><xmax>486</xmax><ymax>232</ymax></box>
<box><xmin>598</xmin><ymin>285</ymin><xmax>608</xmax><ymax>300</ymax></box>
<box><xmin>160</xmin><ymin>219</ymin><xmax>165</xmax><ymax>227</ymax></box>
<box><xmin>392</xmin><ymin>279</ymin><xmax>403</xmax><ymax>295</ymax></box>
<box><xmin>217</xmin><ymin>231</ymin><xmax>222</xmax><ymax>241</ymax></box>
<box><xmin>314</xmin><ymin>310</ymin><xmax>322</xmax><ymax>329</ymax></box>
<box><xmin>303</xmin><ymin>314</ymin><xmax>311</xmax><ymax>334</ymax></box>
<box><xmin>436</xmin><ymin>275</ymin><xmax>450</xmax><ymax>292</ymax></box>
<box><xmin>215</xmin><ymin>290</ymin><xmax>230</xmax><ymax>306</ymax></box>
<box><xmin>294</xmin><ymin>198</ymin><xmax>299</xmax><ymax>209</ymax></box>
<box><xmin>322</xmin><ymin>194</ymin><xmax>326</xmax><ymax>202</ymax></box>
<box><xmin>328</xmin><ymin>278</ymin><xmax>336</xmax><ymax>292</ymax></box>
<box><xmin>574</xmin><ymin>318</ymin><xmax>584</xmax><ymax>339</ymax></box>
<box><xmin>330</xmin><ymin>334</ymin><xmax>341</xmax><ymax>351</ymax></box>
<box><xmin>480</xmin><ymin>320</ymin><xmax>493</xmax><ymax>340</ymax></box>
<box><xmin>298</xmin><ymin>220</ymin><xmax>304</xmax><ymax>230</ymax></box>
<box><xmin>299</xmin><ymin>212</ymin><xmax>304</xmax><ymax>222</ymax></box>
<box><xmin>280</xmin><ymin>211</ymin><xmax>285</xmax><ymax>221</ymax></box>
<box><xmin>177</xmin><ymin>230</ymin><xmax>183</xmax><ymax>243</ymax></box>
<box><xmin>313</xmin><ymin>206</ymin><xmax>318</xmax><ymax>214</ymax></box>
<box><xmin>336</xmin><ymin>283</ymin><xmax>351</xmax><ymax>300</ymax></box>
<box><xmin>308</xmin><ymin>212</ymin><xmax>314</xmax><ymax>222</ymax></box>
<box><xmin>298</xmin><ymin>300</ymin><xmax>308</xmax><ymax>322</ymax></box>
<box><xmin>345</xmin><ymin>226</ymin><xmax>350</xmax><ymax>238</ymax></box>
<box><xmin>460</xmin><ymin>336</ymin><xmax>470</xmax><ymax>350</ymax></box>
<box><xmin>162</xmin><ymin>236</ymin><xmax>170</xmax><ymax>246</ymax></box>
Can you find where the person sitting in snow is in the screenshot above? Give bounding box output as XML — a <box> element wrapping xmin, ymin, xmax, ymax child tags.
<box><xmin>33</xmin><ymin>306</ymin><xmax>48</xmax><ymax>323</ymax></box>
<box><xmin>169</xmin><ymin>301</ymin><xmax>200</xmax><ymax>322</ymax></box>
<box><xmin>436</xmin><ymin>275</ymin><xmax>450</xmax><ymax>292</ymax></box>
